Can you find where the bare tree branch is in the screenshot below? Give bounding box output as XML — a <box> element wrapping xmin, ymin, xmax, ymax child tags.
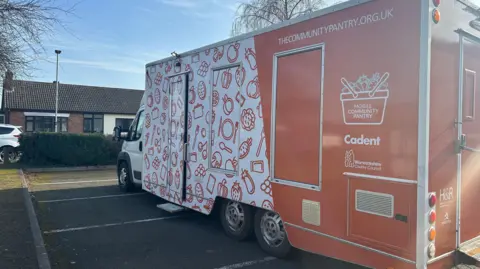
<box><xmin>231</xmin><ymin>0</ymin><xmax>350</xmax><ymax>36</ymax></box>
<box><xmin>0</xmin><ymin>0</ymin><xmax>78</xmax><ymax>82</ymax></box>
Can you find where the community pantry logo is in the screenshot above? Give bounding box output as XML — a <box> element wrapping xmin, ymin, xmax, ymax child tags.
<box><xmin>340</xmin><ymin>72</ymin><xmax>390</xmax><ymax>125</ymax></box>
<box><xmin>345</xmin><ymin>149</ymin><xmax>382</xmax><ymax>171</ymax></box>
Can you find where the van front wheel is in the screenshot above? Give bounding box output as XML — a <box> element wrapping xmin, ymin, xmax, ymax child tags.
<box><xmin>254</xmin><ymin>209</ymin><xmax>292</xmax><ymax>258</ymax></box>
<box><xmin>118</xmin><ymin>162</ymin><xmax>134</xmax><ymax>192</ymax></box>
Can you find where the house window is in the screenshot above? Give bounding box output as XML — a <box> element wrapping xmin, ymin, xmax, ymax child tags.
<box><xmin>115</xmin><ymin>118</ymin><xmax>134</xmax><ymax>132</ymax></box>
<box><xmin>84</xmin><ymin>114</ymin><xmax>104</xmax><ymax>133</ymax></box>
<box><xmin>25</xmin><ymin>116</ymin><xmax>68</xmax><ymax>132</ymax></box>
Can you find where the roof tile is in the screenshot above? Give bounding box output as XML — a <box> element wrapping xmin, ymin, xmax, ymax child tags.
<box><xmin>4</xmin><ymin>80</ymin><xmax>144</xmax><ymax>114</ymax></box>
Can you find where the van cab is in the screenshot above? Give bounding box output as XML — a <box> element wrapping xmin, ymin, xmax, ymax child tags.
<box><xmin>114</xmin><ymin>105</ymin><xmax>145</xmax><ymax>191</ymax></box>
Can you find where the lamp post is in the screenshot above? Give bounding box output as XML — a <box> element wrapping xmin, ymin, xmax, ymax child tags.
<box><xmin>54</xmin><ymin>50</ymin><xmax>61</xmax><ymax>132</ymax></box>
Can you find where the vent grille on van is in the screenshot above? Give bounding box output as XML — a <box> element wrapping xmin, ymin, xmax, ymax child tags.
<box><xmin>355</xmin><ymin>190</ymin><xmax>394</xmax><ymax>218</ymax></box>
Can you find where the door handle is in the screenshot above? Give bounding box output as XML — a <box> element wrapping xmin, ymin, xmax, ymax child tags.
<box><xmin>183</xmin><ymin>143</ymin><xmax>189</xmax><ymax>162</ymax></box>
<box><xmin>139</xmin><ymin>141</ymin><xmax>143</xmax><ymax>152</ymax></box>
<box><xmin>457</xmin><ymin>134</ymin><xmax>480</xmax><ymax>153</ymax></box>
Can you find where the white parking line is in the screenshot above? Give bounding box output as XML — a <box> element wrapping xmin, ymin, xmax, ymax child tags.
<box><xmin>43</xmin><ymin>215</ymin><xmax>183</xmax><ymax>234</ymax></box>
<box><xmin>213</xmin><ymin>257</ymin><xmax>277</xmax><ymax>269</ymax></box>
<box><xmin>38</xmin><ymin>192</ymin><xmax>146</xmax><ymax>203</ymax></box>
<box><xmin>35</xmin><ymin>179</ymin><xmax>117</xmax><ymax>185</ymax></box>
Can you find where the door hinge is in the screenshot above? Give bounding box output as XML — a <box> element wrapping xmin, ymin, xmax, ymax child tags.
<box><xmin>183</xmin><ymin>142</ymin><xmax>189</xmax><ymax>162</ymax></box>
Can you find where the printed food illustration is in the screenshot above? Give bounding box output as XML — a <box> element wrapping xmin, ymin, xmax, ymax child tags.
<box><xmin>260</xmin><ymin>177</ymin><xmax>272</xmax><ymax>196</ymax></box>
<box><xmin>142</xmin><ymin>37</ymin><xmax>272</xmax><ymax>214</ymax></box>
<box><xmin>222</xmin><ymin>69</ymin><xmax>232</xmax><ymax>89</ymax></box>
<box><xmin>212</xmin><ymin>90</ymin><xmax>219</xmax><ymax>106</ymax></box>
<box><xmin>239</xmin><ymin>138</ymin><xmax>252</xmax><ymax>159</ymax></box>
<box><xmin>147</xmin><ymin>93</ymin><xmax>154</xmax><ymax>107</ymax></box>
<box><xmin>227</xmin><ymin>43</ymin><xmax>240</xmax><ymax>63</ymax></box>
<box><xmin>186</xmin><ymin>185</ymin><xmax>194</xmax><ymax>203</ymax></box>
<box><xmin>245</xmin><ymin>48</ymin><xmax>257</xmax><ymax>70</ymax></box>
<box><xmin>197</xmin><ymin>81</ymin><xmax>206</xmax><ymax>100</ymax></box>
<box><xmin>213</xmin><ymin>46</ymin><xmax>224</xmax><ymax>62</ymax></box>
<box><xmin>197</xmin><ymin>61</ymin><xmax>209</xmax><ymax>77</ymax></box>
<box><xmin>235</xmin><ymin>66</ymin><xmax>246</xmax><ymax>87</ymax></box>
<box><xmin>241</xmin><ymin>108</ymin><xmax>255</xmax><ymax>131</ymax></box>
<box><xmin>246</xmin><ymin>76</ymin><xmax>260</xmax><ymax>99</ymax></box>
<box><xmin>241</xmin><ymin>169</ymin><xmax>255</xmax><ymax>194</ymax></box>
<box><xmin>340</xmin><ymin>72</ymin><xmax>390</xmax><ymax>125</ymax></box>
<box><xmin>217</xmin><ymin>179</ymin><xmax>228</xmax><ymax>198</ymax></box>
<box><xmin>155</xmin><ymin>73</ymin><xmax>163</xmax><ymax>85</ymax></box>
<box><xmin>154</xmin><ymin>88</ymin><xmax>161</xmax><ymax>104</ymax></box>
<box><xmin>231</xmin><ymin>181</ymin><xmax>243</xmax><ymax>201</ymax></box>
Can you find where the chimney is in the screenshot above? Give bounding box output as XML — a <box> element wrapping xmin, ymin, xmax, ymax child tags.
<box><xmin>2</xmin><ymin>70</ymin><xmax>13</xmax><ymax>118</ymax></box>
<box><xmin>3</xmin><ymin>70</ymin><xmax>13</xmax><ymax>92</ymax></box>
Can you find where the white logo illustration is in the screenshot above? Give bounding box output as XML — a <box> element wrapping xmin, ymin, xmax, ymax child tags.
<box><xmin>344</xmin><ymin>134</ymin><xmax>381</xmax><ymax>146</ymax></box>
<box><xmin>345</xmin><ymin>149</ymin><xmax>382</xmax><ymax>171</ymax></box>
<box><xmin>442</xmin><ymin>212</ymin><xmax>452</xmax><ymax>225</ymax></box>
<box><xmin>340</xmin><ymin>72</ymin><xmax>390</xmax><ymax>125</ymax></box>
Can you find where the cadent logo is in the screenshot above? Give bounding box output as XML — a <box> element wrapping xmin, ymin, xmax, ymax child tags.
<box><xmin>344</xmin><ymin>134</ymin><xmax>381</xmax><ymax>146</ymax></box>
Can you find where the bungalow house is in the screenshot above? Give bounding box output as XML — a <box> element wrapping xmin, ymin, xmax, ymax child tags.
<box><xmin>1</xmin><ymin>80</ymin><xmax>144</xmax><ymax>135</ymax></box>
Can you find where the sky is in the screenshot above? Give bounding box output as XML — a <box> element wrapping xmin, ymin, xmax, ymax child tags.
<box><xmin>31</xmin><ymin>0</ymin><xmax>242</xmax><ymax>90</ymax></box>
<box><xmin>28</xmin><ymin>0</ymin><xmax>480</xmax><ymax>90</ymax></box>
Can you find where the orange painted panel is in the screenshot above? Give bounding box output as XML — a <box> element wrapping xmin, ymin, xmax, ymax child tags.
<box><xmin>347</xmin><ymin>177</ymin><xmax>416</xmax><ymax>257</ymax></box>
<box><xmin>254</xmin><ymin>0</ymin><xmax>421</xmax><ymax>266</ymax></box>
<box><xmin>460</xmin><ymin>38</ymin><xmax>480</xmax><ymax>243</ymax></box>
<box><xmin>274</xmin><ymin>48</ymin><xmax>322</xmax><ymax>185</ymax></box>
<box><xmin>429</xmin><ymin>38</ymin><xmax>459</xmax><ymax>256</ymax></box>
<box><xmin>429</xmin><ymin>0</ymin><xmax>480</xmax><ymax>255</ymax></box>
<box><xmin>285</xmin><ymin>225</ymin><xmax>416</xmax><ymax>269</ymax></box>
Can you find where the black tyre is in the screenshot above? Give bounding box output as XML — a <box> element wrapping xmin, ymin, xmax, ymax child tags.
<box><xmin>118</xmin><ymin>162</ymin><xmax>135</xmax><ymax>192</ymax></box>
<box><xmin>0</xmin><ymin>146</ymin><xmax>19</xmax><ymax>164</ymax></box>
<box><xmin>254</xmin><ymin>209</ymin><xmax>292</xmax><ymax>259</ymax></box>
<box><xmin>220</xmin><ymin>200</ymin><xmax>254</xmax><ymax>241</ymax></box>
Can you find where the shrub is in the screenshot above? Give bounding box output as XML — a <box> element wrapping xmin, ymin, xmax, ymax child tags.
<box><xmin>18</xmin><ymin>133</ymin><xmax>123</xmax><ymax>167</ymax></box>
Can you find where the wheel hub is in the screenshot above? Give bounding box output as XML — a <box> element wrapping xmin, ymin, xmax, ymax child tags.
<box><xmin>225</xmin><ymin>201</ymin><xmax>245</xmax><ymax>232</ymax></box>
<box><xmin>119</xmin><ymin>168</ymin><xmax>127</xmax><ymax>185</ymax></box>
<box><xmin>0</xmin><ymin>150</ymin><xmax>19</xmax><ymax>163</ymax></box>
<box><xmin>260</xmin><ymin>211</ymin><xmax>285</xmax><ymax>247</ymax></box>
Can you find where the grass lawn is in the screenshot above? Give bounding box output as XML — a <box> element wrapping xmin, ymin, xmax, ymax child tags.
<box><xmin>0</xmin><ymin>170</ymin><xmax>22</xmax><ymax>190</ymax></box>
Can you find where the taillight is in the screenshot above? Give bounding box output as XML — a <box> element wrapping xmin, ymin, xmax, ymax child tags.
<box><xmin>428</xmin><ymin>228</ymin><xmax>436</xmax><ymax>241</ymax></box>
<box><xmin>429</xmin><ymin>193</ymin><xmax>437</xmax><ymax>207</ymax></box>
<box><xmin>427</xmin><ymin>192</ymin><xmax>437</xmax><ymax>259</ymax></box>
<box><xmin>427</xmin><ymin>244</ymin><xmax>436</xmax><ymax>259</ymax></box>
<box><xmin>429</xmin><ymin>211</ymin><xmax>436</xmax><ymax>224</ymax></box>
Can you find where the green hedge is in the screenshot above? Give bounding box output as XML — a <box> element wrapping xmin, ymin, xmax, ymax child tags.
<box><xmin>18</xmin><ymin>133</ymin><xmax>123</xmax><ymax>167</ymax></box>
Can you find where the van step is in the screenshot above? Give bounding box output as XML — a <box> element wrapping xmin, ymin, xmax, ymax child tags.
<box><xmin>156</xmin><ymin>203</ymin><xmax>185</xmax><ymax>213</ymax></box>
<box><xmin>456</xmin><ymin>237</ymin><xmax>480</xmax><ymax>268</ymax></box>
<box><xmin>451</xmin><ymin>264</ymin><xmax>478</xmax><ymax>268</ymax></box>
<box><xmin>459</xmin><ymin>238</ymin><xmax>480</xmax><ymax>261</ymax></box>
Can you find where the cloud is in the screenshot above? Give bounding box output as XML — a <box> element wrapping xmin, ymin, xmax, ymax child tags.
<box><xmin>159</xmin><ymin>0</ymin><xmax>198</xmax><ymax>8</ymax></box>
<box><xmin>135</xmin><ymin>6</ymin><xmax>156</xmax><ymax>14</ymax></box>
<box><xmin>211</xmin><ymin>0</ymin><xmax>238</xmax><ymax>11</ymax></box>
<box><xmin>181</xmin><ymin>10</ymin><xmax>223</xmax><ymax>19</ymax></box>
<box><xmin>59</xmin><ymin>58</ymin><xmax>144</xmax><ymax>74</ymax></box>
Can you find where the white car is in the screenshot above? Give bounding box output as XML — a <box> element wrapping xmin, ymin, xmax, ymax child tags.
<box><xmin>0</xmin><ymin>124</ymin><xmax>22</xmax><ymax>163</ymax></box>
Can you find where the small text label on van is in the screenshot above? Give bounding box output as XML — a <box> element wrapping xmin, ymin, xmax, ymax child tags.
<box><xmin>345</xmin><ymin>150</ymin><xmax>382</xmax><ymax>171</ymax></box>
<box><xmin>439</xmin><ymin>187</ymin><xmax>454</xmax><ymax>207</ymax></box>
<box><xmin>344</xmin><ymin>134</ymin><xmax>381</xmax><ymax>146</ymax></box>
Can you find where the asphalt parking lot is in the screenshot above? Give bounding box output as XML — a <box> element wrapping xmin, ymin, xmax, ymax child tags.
<box><xmin>25</xmin><ymin>169</ymin><xmax>362</xmax><ymax>269</ymax></box>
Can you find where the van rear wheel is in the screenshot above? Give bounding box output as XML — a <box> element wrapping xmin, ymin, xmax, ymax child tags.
<box><xmin>254</xmin><ymin>209</ymin><xmax>292</xmax><ymax>258</ymax></box>
<box><xmin>220</xmin><ymin>200</ymin><xmax>254</xmax><ymax>241</ymax></box>
<box><xmin>118</xmin><ymin>162</ymin><xmax>134</xmax><ymax>192</ymax></box>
